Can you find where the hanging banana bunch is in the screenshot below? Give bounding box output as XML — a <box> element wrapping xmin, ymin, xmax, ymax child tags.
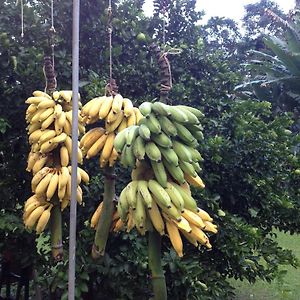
<box><xmin>79</xmin><ymin>93</ymin><xmax>143</xmax><ymax>168</ymax></box>
<box><xmin>24</xmin><ymin>90</ymin><xmax>89</xmax><ymax>234</ymax></box>
<box><xmin>89</xmin><ymin>100</ymin><xmax>217</xmax><ymax>257</ymax></box>
<box><xmin>114</xmin><ymin>101</ymin><xmax>205</xmax><ymax>189</ymax></box>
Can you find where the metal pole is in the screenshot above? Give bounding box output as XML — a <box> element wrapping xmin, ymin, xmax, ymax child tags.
<box><xmin>68</xmin><ymin>0</ymin><xmax>80</xmax><ymax>299</ymax></box>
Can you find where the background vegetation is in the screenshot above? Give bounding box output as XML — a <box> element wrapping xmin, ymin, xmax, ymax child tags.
<box><xmin>1</xmin><ymin>0</ymin><xmax>300</xmax><ymax>299</ymax></box>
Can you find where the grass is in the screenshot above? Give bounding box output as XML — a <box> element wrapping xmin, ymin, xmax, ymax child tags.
<box><xmin>232</xmin><ymin>231</ymin><xmax>300</xmax><ymax>300</ymax></box>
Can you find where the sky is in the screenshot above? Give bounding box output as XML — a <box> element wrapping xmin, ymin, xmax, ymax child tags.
<box><xmin>143</xmin><ymin>0</ymin><xmax>296</xmax><ymax>22</ymax></box>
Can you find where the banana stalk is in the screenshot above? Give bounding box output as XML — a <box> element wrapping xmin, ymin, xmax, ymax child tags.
<box><xmin>148</xmin><ymin>231</ymin><xmax>167</xmax><ymax>300</ymax></box>
<box><xmin>92</xmin><ymin>166</ymin><xmax>115</xmax><ymax>258</ymax></box>
<box><xmin>50</xmin><ymin>201</ymin><xmax>63</xmax><ymax>261</ymax></box>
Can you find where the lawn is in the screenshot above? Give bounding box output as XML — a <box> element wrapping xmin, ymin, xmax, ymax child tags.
<box><xmin>233</xmin><ymin>231</ymin><xmax>300</xmax><ymax>300</ymax></box>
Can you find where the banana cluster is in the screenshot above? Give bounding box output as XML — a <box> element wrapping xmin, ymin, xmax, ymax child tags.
<box><xmin>23</xmin><ymin>194</ymin><xmax>53</xmax><ymax>234</ymax></box>
<box><xmin>80</xmin><ymin>94</ymin><xmax>142</xmax><ymax>167</ymax></box>
<box><xmin>114</xmin><ymin>101</ymin><xmax>205</xmax><ymax>189</ymax></box>
<box><xmin>24</xmin><ymin>90</ymin><xmax>89</xmax><ymax>233</ymax></box>
<box><xmin>90</xmin><ymin>161</ymin><xmax>217</xmax><ymax>257</ymax></box>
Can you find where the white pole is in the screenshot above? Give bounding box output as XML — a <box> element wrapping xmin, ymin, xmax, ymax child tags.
<box><xmin>68</xmin><ymin>0</ymin><xmax>80</xmax><ymax>299</ymax></box>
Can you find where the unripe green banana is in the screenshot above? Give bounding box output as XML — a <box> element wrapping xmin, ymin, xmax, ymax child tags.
<box><xmin>152</xmin><ymin>102</ymin><xmax>171</xmax><ymax>116</ymax></box>
<box><xmin>176</xmin><ymin>105</ymin><xmax>204</xmax><ymax>119</ymax></box>
<box><xmin>139</xmin><ymin>124</ymin><xmax>151</xmax><ymax>140</ymax></box>
<box><xmin>133</xmin><ymin>136</ymin><xmax>146</xmax><ymax>160</ymax></box>
<box><xmin>162</xmin><ymin>158</ymin><xmax>186</xmax><ymax>184</ymax></box>
<box><xmin>118</xmin><ymin>188</ymin><xmax>129</xmax><ymax>223</ymax></box>
<box><xmin>174</xmin><ymin>106</ymin><xmax>199</xmax><ymax>124</ymax></box>
<box><xmin>185</xmin><ymin>146</ymin><xmax>203</xmax><ymax>162</ymax></box>
<box><xmin>133</xmin><ymin>192</ymin><xmax>146</xmax><ymax>229</ymax></box>
<box><xmin>124</xmin><ymin>144</ymin><xmax>135</xmax><ymax>168</ymax></box>
<box><xmin>114</xmin><ymin>127</ymin><xmax>129</xmax><ymax>153</ymax></box>
<box><xmin>174</xmin><ymin>122</ymin><xmax>196</xmax><ymax>144</ymax></box>
<box><xmin>126</xmin><ymin>125</ymin><xmax>139</xmax><ymax>146</ymax></box>
<box><xmin>193</xmin><ymin>130</ymin><xmax>204</xmax><ymax>141</ymax></box>
<box><xmin>126</xmin><ymin>181</ymin><xmax>139</xmax><ymax>209</ymax></box>
<box><xmin>139</xmin><ymin>102</ymin><xmax>152</xmax><ymax>117</ymax></box>
<box><xmin>170</xmin><ymin>182</ymin><xmax>198</xmax><ymax>213</ymax></box>
<box><xmin>165</xmin><ymin>183</ymin><xmax>184</xmax><ymax>212</ymax></box>
<box><xmin>157</xmin><ymin>201</ymin><xmax>181</xmax><ymax>222</ymax></box>
<box><xmin>178</xmin><ymin>160</ymin><xmax>197</xmax><ymax>177</ymax></box>
<box><xmin>120</xmin><ymin>145</ymin><xmax>129</xmax><ymax>168</ymax></box>
<box><xmin>172</xmin><ymin>140</ymin><xmax>193</xmax><ymax>163</ymax></box>
<box><xmin>137</xmin><ymin>180</ymin><xmax>152</xmax><ymax>209</ymax></box>
<box><xmin>159</xmin><ymin>147</ymin><xmax>179</xmax><ymax>166</ymax></box>
<box><xmin>192</xmin><ymin>161</ymin><xmax>202</xmax><ymax>173</ymax></box>
<box><xmin>168</xmin><ymin>106</ymin><xmax>188</xmax><ymax>123</ymax></box>
<box><xmin>157</xmin><ymin>115</ymin><xmax>178</xmax><ymax>137</ymax></box>
<box><xmin>144</xmin><ymin>113</ymin><xmax>161</xmax><ymax>134</ymax></box>
<box><xmin>148</xmin><ymin>179</ymin><xmax>171</xmax><ymax>208</ymax></box>
<box><xmin>145</xmin><ymin>142</ymin><xmax>161</xmax><ymax>162</ymax></box>
<box><xmin>151</xmin><ymin>132</ymin><xmax>172</xmax><ymax>148</ymax></box>
<box><xmin>150</xmin><ymin>160</ymin><xmax>168</xmax><ymax>188</ymax></box>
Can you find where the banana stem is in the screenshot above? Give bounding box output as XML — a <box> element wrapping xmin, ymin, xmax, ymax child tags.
<box><xmin>92</xmin><ymin>166</ymin><xmax>115</xmax><ymax>258</ymax></box>
<box><xmin>148</xmin><ymin>230</ymin><xmax>167</xmax><ymax>300</ymax></box>
<box><xmin>50</xmin><ymin>202</ymin><xmax>63</xmax><ymax>261</ymax></box>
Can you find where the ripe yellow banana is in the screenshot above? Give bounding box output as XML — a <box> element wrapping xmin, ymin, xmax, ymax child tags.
<box><xmin>35</xmin><ymin>172</ymin><xmax>54</xmax><ymax>195</ymax></box>
<box><xmin>126</xmin><ymin>111</ymin><xmax>136</xmax><ymax>127</ymax></box>
<box><xmin>60</xmin><ymin>146</ymin><xmax>69</xmax><ymax>167</ymax></box>
<box><xmin>36</xmin><ymin>204</ymin><xmax>53</xmax><ymax>234</ymax></box>
<box><xmin>99</xmin><ymin>96</ymin><xmax>113</xmax><ymax>119</ymax></box>
<box><xmin>26</xmin><ymin>152</ymin><xmax>39</xmax><ymax>172</ymax></box>
<box><xmin>148</xmin><ymin>200</ymin><xmax>165</xmax><ymax>235</ymax></box>
<box><xmin>78</xmin><ymin>167</ymin><xmax>89</xmax><ymax>184</ymax></box>
<box><xmin>80</xmin><ymin>127</ymin><xmax>106</xmax><ymax>151</ymax></box>
<box><xmin>32</xmin><ymin>91</ymin><xmax>52</xmax><ymax>99</ymax></box>
<box><xmin>24</xmin><ymin>204</ymin><xmax>49</xmax><ymax>229</ymax></box>
<box><xmin>182</xmin><ymin>209</ymin><xmax>205</xmax><ymax>229</ymax></box>
<box><xmin>133</xmin><ymin>107</ymin><xmax>143</xmax><ymax>124</ymax></box>
<box><xmin>108</xmin><ymin>148</ymin><xmax>118</xmax><ymax>167</ymax></box>
<box><xmin>38</xmin><ymin>130</ymin><xmax>56</xmax><ymax>145</ymax></box>
<box><xmin>32</xmin><ymin>155</ymin><xmax>48</xmax><ymax>175</ymax></box>
<box><xmin>105</xmin><ymin>111</ymin><xmax>124</xmax><ymax>133</ymax></box>
<box><xmin>100</xmin><ymin>132</ymin><xmax>115</xmax><ymax>161</ymax></box>
<box><xmin>184</xmin><ymin>174</ymin><xmax>205</xmax><ymax>189</ymax></box>
<box><xmin>86</xmin><ymin>133</ymin><xmax>108</xmax><ymax>159</ymax></box>
<box><xmin>46</xmin><ymin>171</ymin><xmax>59</xmax><ymax>200</ymax></box>
<box><xmin>31</xmin><ymin>167</ymin><xmax>51</xmax><ymax>192</ymax></box>
<box><xmin>88</xmin><ymin>97</ymin><xmax>105</xmax><ymax>118</ymax></box>
<box><xmin>123</xmin><ymin>98</ymin><xmax>134</xmax><ymax>117</ymax></box>
<box><xmin>91</xmin><ymin>202</ymin><xmax>103</xmax><ymax>229</ymax></box>
<box><xmin>166</xmin><ymin>219</ymin><xmax>183</xmax><ymax>257</ymax></box>
<box><xmin>112</xmin><ymin>94</ymin><xmax>123</xmax><ymax>113</ymax></box>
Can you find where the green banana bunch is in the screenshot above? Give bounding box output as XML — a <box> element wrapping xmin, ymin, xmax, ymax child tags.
<box><xmin>114</xmin><ymin>101</ymin><xmax>206</xmax><ymax>189</ymax></box>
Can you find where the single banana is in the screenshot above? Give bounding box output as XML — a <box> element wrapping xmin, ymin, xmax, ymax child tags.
<box><xmin>91</xmin><ymin>201</ymin><xmax>103</xmax><ymax>229</ymax></box>
<box><xmin>123</xmin><ymin>98</ymin><xmax>134</xmax><ymax>117</ymax></box>
<box><xmin>46</xmin><ymin>171</ymin><xmax>59</xmax><ymax>200</ymax></box>
<box><xmin>147</xmin><ymin>199</ymin><xmax>165</xmax><ymax>235</ymax></box>
<box><xmin>166</xmin><ymin>219</ymin><xmax>183</xmax><ymax>257</ymax></box>
<box><xmin>112</xmin><ymin>94</ymin><xmax>123</xmax><ymax>113</ymax></box>
<box><xmin>35</xmin><ymin>204</ymin><xmax>53</xmax><ymax>234</ymax></box>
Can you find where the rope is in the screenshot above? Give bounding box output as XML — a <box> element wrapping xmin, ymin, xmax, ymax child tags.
<box><xmin>108</xmin><ymin>0</ymin><xmax>113</xmax><ymax>90</ymax></box>
<box><xmin>162</xmin><ymin>7</ymin><xmax>166</xmax><ymax>47</ymax></box>
<box><xmin>105</xmin><ymin>0</ymin><xmax>118</xmax><ymax>96</ymax></box>
<box><xmin>50</xmin><ymin>0</ymin><xmax>56</xmax><ymax>69</ymax></box>
<box><xmin>20</xmin><ymin>0</ymin><xmax>24</xmax><ymax>37</ymax></box>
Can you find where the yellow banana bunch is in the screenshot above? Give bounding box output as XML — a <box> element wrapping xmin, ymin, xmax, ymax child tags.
<box><xmin>104</xmin><ymin>160</ymin><xmax>217</xmax><ymax>257</ymax></box>
<box><xmin>80</xmin><ymin>93</ymin><xmax>142</xmax><ymax>168</ymax></box>
<box><xmin>24</xmin><ymin>89</ymin><xmax>89</xmax><ymax>234</ymax></box>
